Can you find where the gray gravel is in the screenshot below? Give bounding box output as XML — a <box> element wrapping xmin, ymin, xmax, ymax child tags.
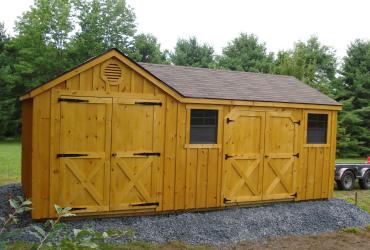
<box><xmin>1</xmin><ymin>183</ymin><xmax>370</xmax><ymax>245</ymax></box>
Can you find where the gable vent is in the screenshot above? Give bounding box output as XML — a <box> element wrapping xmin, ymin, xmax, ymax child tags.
<box><xmin>103</xmin><ymin>63</ymin><xmax>122</xmax><ymax>84</ymax></box>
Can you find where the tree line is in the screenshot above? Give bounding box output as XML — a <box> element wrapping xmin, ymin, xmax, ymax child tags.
<box><xmin>0</xmin><ymin>0</ymin><xmax>369</xmax><ymax>157</ymax></box>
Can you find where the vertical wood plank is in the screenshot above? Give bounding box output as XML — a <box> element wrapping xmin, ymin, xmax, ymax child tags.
<box><xmin>66</xmin><ymin>75</ymin><xmax>80</xmax><ymax>90</ymax></box>
<box><xmin>185</xmin><ymin>148</ymin><xmax>198</xmax><ymax>208</ymax></box>
<box><xmin>314</xmin><ymin>147</ymin><xmax>324</xmax><ymax>198</ymax></box>
<box><xmin>153</xmin><ymin>94</ymin><xmax>165</xmax><ymax>211</ymax></box>
<box><xmin>321</xmin><ymin>147</ymin><xmax>330</xmax><ymax>198</ymax></box>
<box><xmin>143</xmin><ymin>79</ymin><xmax>155</xmax><ymax>94</ymax></box>
<box><xmin>32</xmin><ymin>90</ymin><xmax>51</xmax><ymax>219</ymax></box>
<box><xmin>305</xmin><ymin>147</ymin><xmax>316</xmax><ymax>199</ymax></box>
<box><xmin>196</xmin><ymin>149</ymin><xmax>208</xmax><ymax>208</ymax></box>
<box><xmin>207</xmin><ymin>148</ymin><xmax>218</xmax><ymax>207</ymax></box>
<box><xmin>328</xmin><ymin>112</ymin><xmax>337</xmax><ymax>198</ymax></box>
<box><xmin>174</xmin><ymin>103</ymin><xmax>187</xmax><ymax>210</ymax></box>
<box><xmin>92</xmin><ymin>64</ymin><xmax>106</xmax><ymax>91</ymax></box>
<box><xmin>162</xmin><ymin>96</ymin><xmax>177</xmax><ymax>210</ymax></box>
<box><xmin>21</xmin><ymin>99</ymin><xmax>33</xmax><ymax>198</ymax></box>
<box><xmin>80</xmin><ymin>68</ymin><xmax>93</xmax><ymax>90</ymax></box>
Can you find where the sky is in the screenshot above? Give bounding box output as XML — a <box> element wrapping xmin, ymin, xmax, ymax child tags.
<box><xmin>1</xmin><ymin>0</ymin><xmax>369</xmax><ymax>59</ymax></box>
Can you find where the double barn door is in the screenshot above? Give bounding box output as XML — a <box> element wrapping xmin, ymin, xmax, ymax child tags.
<box><xmin>223</xmin><ymin>109</ymin><xmax>300</xmax><ymax>204</ymax></box>
<box><xmin>56</xmin><ymin>95</ymin><xmax>164</xmax><ymax>213</ymax></box>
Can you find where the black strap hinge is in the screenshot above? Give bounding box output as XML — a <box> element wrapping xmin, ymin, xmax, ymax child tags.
<box><xmin>57</xmin><ymin>153</ymin><xmax>88</xmax><ymax>158</ymax></box>
<box><xmin>292</xmin><ymin>192</ymin><xmax>298</xmax><ymax>198</ymax></box>
<box><xmin>225</xmin><ymin>154</ymin><xmax>233</xmax><ymax>160</ymax></box>
<box><xmin>135</xmin><ymin>101</ymin><xmax>162</xmax><ymax>106</ymax></box>
<box><xmin>131</xmin><ymin>202</ymin><xmax>159</xmax><ymax>207</ymax></box>
<box><xmin>293</xmin><ymin>153</ymin><xmax>300</xmax><ymax>158</ymax></box>
<box><xmin>224</xmin><ymin>198</ymin><xmax>231</xmax><ymax>203</ymax></box>
<box><xmin>58</xmin><ymin>98</ymin><xmax>89</xmax><ymax>103</ymax></box>
<box><xmin>133</xmin><ymin>152</ymin><xmax>161</xmax><ymax>157</ymax></box>
<box><xmin>293</xmin><ymin>120</ymin><xmax>301</xmax><ymax>125</ymax></box>
<box><xmin>226</xmin><ymin>118</ymin><xmax>235</xmax><ymax>124</ymax></box>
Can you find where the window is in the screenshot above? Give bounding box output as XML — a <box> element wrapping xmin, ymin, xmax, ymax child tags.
<box><xmin>307</xmin><ymin>114</ymin><xmax>328</xmax><ymax>144</ymax></box>
<box><xmin>190</xmin><ymin>109</ymin><xmax>218</xmax><ymax>144</ymax></box>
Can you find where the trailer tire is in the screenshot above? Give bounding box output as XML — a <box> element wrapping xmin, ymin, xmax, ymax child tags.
<box><xmin>359</xmin><ymin>171</ymin><xmax>370</xmax><ymax>190</ymax></box>
<box><xmin>337</xmin><ymin>171</ymin><xmax>355</xmax><ymax>191</ymax></box>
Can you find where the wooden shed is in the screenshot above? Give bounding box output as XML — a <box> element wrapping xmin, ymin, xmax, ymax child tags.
<box><xmin>20</xmin><ymin>48</ymin><xmax>342</xmax><ymax>219</ymax></box>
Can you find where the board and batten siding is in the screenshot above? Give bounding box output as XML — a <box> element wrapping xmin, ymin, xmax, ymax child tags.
<box><xmin>23</xmin><ymin>55</ymin><xmax>339</xmax><ymax>219</ymax></box>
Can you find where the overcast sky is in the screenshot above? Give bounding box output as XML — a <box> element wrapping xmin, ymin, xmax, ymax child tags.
<box><xmin>1</xmin><ymin>0</ymin><xmax>369</xmax><ymax>59</ymax></box>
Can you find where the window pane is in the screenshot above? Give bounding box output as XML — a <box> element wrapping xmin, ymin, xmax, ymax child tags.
<box><xmin>190</xmin><ymin>109</ymin><xmax>218</xmax><ymax>144</ymax></box>
<box><xmin>307</xmin><ymin>114</ymin><xmax>328</xmax><ymax>144</ymax></box>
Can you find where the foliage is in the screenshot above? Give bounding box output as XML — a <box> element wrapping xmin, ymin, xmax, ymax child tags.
<box><xmin>131</xmin><ymin>33</ymin><xmax>169</xmax><ymax>64</ymax></box>
<box><xmin>218</xmin><ymin>33</ymin><xmax>274</xmax><ymax>73</ymax></box>
<box><xmin>0</xmin><ymin>196</ymin><xmax>32</xmax><ymax>249</ymax></box>
<box><xmin>171</xmin><ymin>37</ymin><xmax>215</xmax><ymax>68</ymax></box>
<box><xmin>68</xmin><ymin>0</ymin><xmax>136</xmax><ymax>64</ymax></box>
<box><xmin>30</xmin><ymin>205</ymin><xmax>75</xmax><ymax>249</ymax></box>
<box><xmin>335</xmin><ymin>40</ymin><xmax>370</xmax><ymax>157</ymax></box>
<box><xmin>274</xmin><ymin>36</ymin><xmax>337</xmax><ymax>95</ymax></box>
<box><xmin>30</xmin><ymin>204</ymin><xmax>134</xmax><ymax>249</ymax></box>
<box><xmin>342</xmin><ymin>227</ymin><xmax>362</xmax><ymax>234</ymax></box>
<box><xmin>0</xmin><ymin>23</ymin><xmax>17</xmax><ymax>138</ymax></box>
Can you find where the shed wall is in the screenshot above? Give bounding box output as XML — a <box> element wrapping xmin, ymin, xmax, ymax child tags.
<box><xmin>26</xmin><ymin>56</ymin><xmax>338</xmax><ymax>219</ymax></box>
<box><xmin>21</xmin><ymin>99</ymin><xmax>33</xmax><ymax>198</ymax></box>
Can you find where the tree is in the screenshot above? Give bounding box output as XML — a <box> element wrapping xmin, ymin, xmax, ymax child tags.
<box><xmin>275</xmin><ymin>36</ymin><xmax>337</xmax><ymax>95</ymax></box>
<box><xmin>0</xmin><ymin>23</ymin><xmax>17</xmax><ymax>137</ymax></box>
<box><xmin>0</xmin><ymin>0</ymin><xmax>74</xmax><ymax>138</ymax></box>
<box><xmin>130</xmin><ymin>33</ymin><xmax>168</xmax><ymax>64</ymax></box>
<box><xmin>218</xmin><ymin>33</ymin><xmax>274</xmax><ymax>73</ymax></box>
<box><xmin>335</xmin><ymin>40</ymin><xmax>370</xmax><ymax>157</ymax></box>
<box><xmin>68</xmin><ymin>0</ymin><xmax>136</xmax><ymax>63</ymax></box>
<box><xmin>13</xmin><ymin>0</ymin><xmax>74</xmax><ymax>87</ymax></box>
<box><xmin>171</xmin><ymin>37</ymin><xmax>215</xmax><ymax>68</ymax></box>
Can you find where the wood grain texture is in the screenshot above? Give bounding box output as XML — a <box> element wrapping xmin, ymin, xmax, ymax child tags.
<box><xmin>31</xmin><ymin>91</ymin><xmax>51</xmax><ymax>219</ymax></box>
<box><xmin>23</xmin><ymin>52</ymin><xmax>339</xmax><ymax>219</ymax></box>
<box><xmin>21</xmin><ymin>99</ymin><xmax>33</xmax><ymax>198</ymax></box>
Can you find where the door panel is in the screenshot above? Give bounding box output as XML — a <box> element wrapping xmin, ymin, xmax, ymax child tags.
<box><xmin>58</xmin><ymin>96</ymin><xmax>112</xmax><ymax>213</ymax></box>
<box><xmin>110</xmin><ymin>97</ymin><xmax>164</xmax><ymax>211</ymax></box>
<box><xmin>262</xmin><ymin>112</ymin><xmax>298</xmax><ymax>200</ymax></box>
<box><xmin>223</xmin><ymin>110</ymin><xmax>265</xmax><ymax>204</ymax></box>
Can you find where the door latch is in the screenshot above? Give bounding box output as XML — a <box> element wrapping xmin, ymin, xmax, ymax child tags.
<box><xmin>133</xmin><ymin>152</ymin><xmax>161</xmax><ymax>156</ymax></box>
<box><xmin>226</xmin><ymin>118</ymin><xmax>235</xmax><ymax>124</ymax></box>
<box><xmin>57</xmin><ymin>153</ymin><xmax>88</xmax><ymax>158</ymax></box>
<box><xmin>293</xmin><ymin>153</ymin><xmax>300</xmax><ymax>158</ymax></box>
<box><xmin>223</xmin><ymin>197</ymin><xmax>231</xmax><ymax>203</ymax></box>
<box><xmin>135</xmin><ymin>102</ymin><xmax>162</xmax><ymax>106</ymax></box>
<box><xmin>58</xmin><ymin>98</ymin><xmax>89</xmax><ymax>103</ymax></box>
<box><xmin>130</xmin><ymin>202</ymin><xmax>159</xmax><ymax>207</ymax></box>
<box><xmin>225</xmin><ymin>154</ymin><xmax>233</xmax><ymax>160</ymax></box>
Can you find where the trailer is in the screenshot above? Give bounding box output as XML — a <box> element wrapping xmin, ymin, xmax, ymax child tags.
<box><xmin>335</xmin><ymin>163</ymin><xmax>370</xmax><ymax>190</ymax></box>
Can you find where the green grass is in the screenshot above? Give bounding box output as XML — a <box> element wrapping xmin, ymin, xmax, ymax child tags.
<box><xmin>0</xmin><ymin>140</ymin><xmax>21</xmax><ymax>185</ymax></box>
<box><xmin>336</xmin><ymin>158</ymin><xmax>367</xmax><ymax>164</ymax></box>
<box><xmin>342</xmin><ymin>227</ymin><xmax>362</xmax><ymax>234</ymax></box>
<box><xmin>334</xmin><ymin>186</ymin><xmax>370</xmax><ymax>213</ymax></box>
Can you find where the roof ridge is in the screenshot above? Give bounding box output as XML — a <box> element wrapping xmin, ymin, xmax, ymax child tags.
<box><xmin>139</xmin><ymin>62</ymin><xmax>295</xmax><ymax>79</ymax></box>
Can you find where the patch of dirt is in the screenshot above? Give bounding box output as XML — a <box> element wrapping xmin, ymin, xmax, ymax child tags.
<box><xmin>222</xmin><ymin>229</ymin><xmax>370</xmax><ymax>250</ymax></box>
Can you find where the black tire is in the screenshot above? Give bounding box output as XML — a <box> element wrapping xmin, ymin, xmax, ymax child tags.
<box><xmin>359</xmin><ymin>171</ymin><xmax>370</xmax><ymax>190</ymax></box>
<box><xmin>337</xmin><ymin>171</ymin><xmax>355</xmax><ymax>191</ymax></box>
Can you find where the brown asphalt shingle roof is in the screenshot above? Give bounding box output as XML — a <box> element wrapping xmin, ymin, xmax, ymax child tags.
<box><xmin>139</xmin><ymin>63</ymin><xmax>340</xmax><ymax>106</ymax></box>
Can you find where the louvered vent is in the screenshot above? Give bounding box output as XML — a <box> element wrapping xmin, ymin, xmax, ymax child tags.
<box><xmin>103</xmin><ymin>63</ymin><xmax>122</xmax><ymax>84</ymax></box>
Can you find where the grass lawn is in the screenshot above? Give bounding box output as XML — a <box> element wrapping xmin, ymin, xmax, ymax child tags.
<box><xmin>0</xmin><ymin>140</ymin><xmax>369</xmax><ymax>212</ymax></box>
<box><xmin>0</xmin><ymin>140</ymin><xmax>21</xmax><ymax>185</ymax></box>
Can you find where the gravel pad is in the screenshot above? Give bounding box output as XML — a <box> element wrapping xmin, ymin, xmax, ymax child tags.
<box><xmin>1</xmin><ymin>183</ymin><xmax>370</xmax><ymax>245</ymax></box>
